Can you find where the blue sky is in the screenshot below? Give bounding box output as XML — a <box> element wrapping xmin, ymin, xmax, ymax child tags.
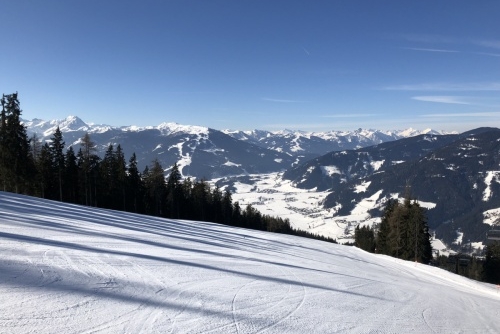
<box><xmin>1</xmin><ymin>1</ymin><xmax>499</xmax><ymax>132</ymax></box>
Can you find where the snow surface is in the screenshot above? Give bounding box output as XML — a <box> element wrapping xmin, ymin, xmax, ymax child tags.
<box><xmin>483</xmin><ymin>207</ymin><xmax>500</xmax><ymax>225</ymax></box>
<box><xmin>483</xmin><ymin>171</ymin><xmax>500</xmax><ymax>202</ymax></box>
<box><xmin>2</xmin><ymin>192</ymin><xmax>500</xmax><ymax>333</ymax></box>
<box><xmin>219</xmin><ymin>174</ymin><xmax>445</xmax><ymax>245</ymax></box>
<box><xmin>320</xmin><ymin>165</ymin><xmax>341</xmax><ymax>177</ymax></box>
<box><xmin>370</xmin><ymin>160</ymin><xmax>384</xmax><ymax>171</ymax></box>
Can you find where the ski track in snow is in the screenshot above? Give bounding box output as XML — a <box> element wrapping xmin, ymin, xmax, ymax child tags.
<box><xmin>1</xmin><ymin>191</ymin><xmax>500</xmax><ymax>333</ymax></box>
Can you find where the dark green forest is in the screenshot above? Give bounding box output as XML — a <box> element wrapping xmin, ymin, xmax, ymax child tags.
<box><xmin>354</xmin><ymin>192</ymin><xmax>500</xmax><ymax>283</ymax></box>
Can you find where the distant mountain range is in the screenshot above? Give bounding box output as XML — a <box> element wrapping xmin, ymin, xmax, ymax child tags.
<box><xmin>24</xmin><ymin>115</ymin><xmax>446</xmax><ymax>178</ymax></box>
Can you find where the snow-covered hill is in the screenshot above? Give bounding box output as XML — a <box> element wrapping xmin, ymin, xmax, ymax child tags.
<box><xmin>1</xmin><ymin>191</ymin><xmax>499</xmax><ymax>333</ymax></box>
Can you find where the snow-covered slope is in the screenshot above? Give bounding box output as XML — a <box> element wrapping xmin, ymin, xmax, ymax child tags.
<box><xmin>1</xmin><ymin>191</ymin><xmax>499</xmax><ymax>333</ymax></box>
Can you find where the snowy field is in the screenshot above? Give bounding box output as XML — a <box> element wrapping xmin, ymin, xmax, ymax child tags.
<box><xmin>217</xmin><ymin>173</ymin><xmax>458</xmax><ymax>255</ymax></box>
<box><xmin>1</xmin><ymin>192</ymin><xmax>500</xmax><ymax>333</ymax></box>
<box><xmin>214</xmin><ymin>173</ymin><xmax>355</xmax><ymax>242</ymax></box>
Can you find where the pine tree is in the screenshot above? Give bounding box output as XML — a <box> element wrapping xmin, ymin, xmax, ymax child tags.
<box><xmin>483</xmin><ymin>241</ymin><xmax>500</xmax><ymax>284</ymax></box>
<box><xmin>354</xmin><ymin>225</ymin><xmax>376</xmax><ymax>252</ymax></box>
<box><xmin>221</xmin><ymin>189</ymin><xmax>234</xmax><ymax>225</ymax></box>
<box><xmin>38</xmin><ymin>143</ymin><xmax>54</xmax><ymax>199</ymax></box>
<box><xmin>0</xmin><ymin>93</ymin><xmax>33</xmax><ymax>193</ymax></box>
<box><xmin>99</xmin><ymin>144</ymin><xmax>116</xmax><ymax>208</ymax></box>
<box><xmin>191</xmin><ymin>179</ymin><xmax>210</xmax><ymax>221</ymax></box>
<box><xmin>166</xmin><ymin>163</ymin><xmax>183</xmax><ymax>218</ymax></box>
<box><xmin>115</xmin><ymin>145</ymin><xmax>127</xmax><ymax>211</ymax></box>
<box><xmin>49</xmin><ymin>127</ymin><xmax>65</xmax><ymax>201</ymax></box>
<box><xmin>376</xmin><ymin>199</ymin><xmax>395</xmax><ymax>254</ymax></box>
<box><xmin>64</xmin><ymin>147</ymin><xmax>79</xmax><ymax>203</ymax></box>
<box><xmin>211</xmin><ymin>185</ymin><xmax>223</xmax><ymax>223</ymax></box>
<box><xmin>79</xmin><ymin>133</ymin><xmax>98</xmax><ymax>206</ymax></box>
<box><xmin>143</xmin><ymin>159</ymin><xmax>166</xmax><ymax>216</ymax></box>
<box><xmin>29</xmin><ymin>133</ymin><xmax>43</xmax><ymax>196</ymax></box>
<box><xmin>376</xmin><ymin>192</ymin><xmax>433</xmax><ymax>263</ymax></box>
<box><xmin>126</xmin><ymin>153</ymin><xmax>143</xmax><ymax>213</ymax></box>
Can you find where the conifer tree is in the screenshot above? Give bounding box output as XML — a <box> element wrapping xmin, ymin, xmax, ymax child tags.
<box><xmin>99</xmin><ymin>144</ymin><xmax>116</xmax><ymax>208</ymax></box>
<box><xmin>64</xmin><ymin>147</ymin><xmax>79</xmax><ymax>203</ymax></box>
<box><xmin>166</xmin><ymin>163</ymin><xmax>183</xmax><ymax>218</ymax></box>
<box><xmin>376</xmin><ymin>192</ymin><xmax>432</xmax><ymax>263</ymax></box>
<box><xmin>126</xmin><ymin>153</ymin><xmax>143</xmax><ymax>213</ymax></box>
<box><xmin>192</xmin><ymin>179</ymin><xmax>210</xmax><ymax>221</ymax></box>
<box><xmin>49</xmin><ymin>127</ymin><xmax>65</xmax><ymax>201</ymax></box>
<box><xmin>115</xmin><ymin>145</ymin><xmax>127</xmax><ymax>211</ymax></box>
<box><xmin>376</xmin><ymin>199</ymin><xmax>395</xmax><ymax>254</ymax></box>
<box><xmin>143</xmin><ymin>159</ymin><xmax>166</xmax><ymax>216</ymax></box>
<box><xmin>483</xmin><ymin>241</ymin><xmax>500</xmax><ymax>284</ymax></box>
<box><xmin>38</xmin><ymin>143</ymin><xmax>54</xmax><ymax>199</ymax></box>
<box><xmin>221</xmin><ymin>189</ymin><xmax>234</xmax><ymax>225</ymax></box>
<box><xmin>79</xmin><ymin>133</ymin><xmax>98</xmax><ymax>206</ymax></box>
<box><xmin>354</xmin><ymin>225</ymin><xmax>376</xmax><ymax>252</ymax></box>
<box><xmin>0</xmin><ymin>93</ymin><xmax>32</xmax><ymax>193</ymax></box>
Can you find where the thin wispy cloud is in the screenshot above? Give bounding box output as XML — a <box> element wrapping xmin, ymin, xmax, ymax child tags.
<box><xmin>412</xmin><ymin>96</ymin><xmax>471</xmax><ymax>105</ymax></box>
<box><xmin>473</xmin><ymin>39</ymin><xmax>500</xmax><ymax>50</ymax></box>
<box><xmin>261</xmin><ymin>98</ymin><xmax>307</xmax><ymax>103</ymax></box>
<box><xmin>413</xmin><ymin>96</ymin><xmax>500</xmax><ymax>107</ymax></box>
<box><xmin>321</xmin><ymin>113</ymin><xmax>375</xmax><ymax>118</ymax></box>
<box><xmin>422</xmin><ymin>112</ymin><xmax>500</xmax><ymax>118</ymax></box>
<box><xmin>386</xmin><ymin>33</ymin><xmax>458</xmax><ymax>44</ymax></box>
<box><xmin>401</xmin><ymin>47</ymin><xmax>459</xmax><ymax>53</ymax></box>
<box><xmin>472</xmin><ymin>52</ymin><xmax>500</xmax><ymax>57</ymax></box>
<box><xmin>383</xmin><ymin>82</ymin><xmax>500</xmax><ymax>91</ymax></box>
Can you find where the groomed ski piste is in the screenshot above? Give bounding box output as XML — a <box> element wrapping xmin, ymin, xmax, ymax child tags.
<box><xmin>1</xmin><ymin>192</ymin><xmax>499</xmax><ymax>333</ymax></box>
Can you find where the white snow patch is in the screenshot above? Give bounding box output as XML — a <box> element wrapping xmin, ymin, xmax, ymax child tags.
<box><xmin>482</xmin><ymin>171</ymin><xmax>500</xmax><ymax>202</ymax></box>
<box><xmin>483</xmin><ymin>207</ymin><xmax>500</xmax><ymax>225</ymax></box>
<box><xmin>350</xmin><ymin>190</ymin><xmax>383</xmax><ymax>217</ymax></box>
<box><xmin>320</xmin><ymin>165</ymin><xmax>341</xmax><ymax>177</ymax></box>
<box><xmin>453</xmin><ymin>231</ymin><xmax>464</xmax><ymax>245</ymax></box>
<box><xmin>431</xmin><ymin>238</ymin><xmax>450</xmax><ymax>256</ymax></box>
<box><xmin>354</xmin><ymin>181</ymin><xmax>371</xmax><ymax>193</ymax></box>
<box><xmin>370</xmin><ymin>160</ymin><xmax>384</xmax><ymax>171</ymax></box>
<box><xmin>471</xmin><ymin>242</ymin><xmax>485</xmax><ymax>250</ymax></box>
<box><xmin>222</xmin><ymin>161</ymin><xmax>241</xmax><ymax>167</ymax></box>
<box><xmin>418</xmin><ymin>201</ymin><xmax>437</xmax><ymax>210</ymax></box>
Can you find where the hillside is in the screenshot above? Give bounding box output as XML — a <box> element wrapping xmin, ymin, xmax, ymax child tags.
<box><xmin>1</xmin><ymin>192</ymin><xmax>499</xmax><ymax>333</ymax></box>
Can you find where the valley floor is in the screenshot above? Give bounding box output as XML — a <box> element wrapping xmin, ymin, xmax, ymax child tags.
<box><xmin>1</xmin><ymin>192</ymin><xmax>499</xmax><ymax>333</ymax></box>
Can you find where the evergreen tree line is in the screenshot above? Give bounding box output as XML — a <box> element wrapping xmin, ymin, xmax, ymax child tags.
<box><xmin>354</xmin><ymin>188</ymin><xmax>500</xmax><ymax>283</ymax></box>
<box><xmin>354</xmin><ymin>193</ymin><xmax>433</xmax><ymax>264</ymax></box>
<box><xmin>0</xmin><ymin>92</ymin><xmax>336</xmax><ymax>244</ymax></box>
<box><xmin>432</xmin><ymin>242</ymin><xmax>500</xmax><ymax>284</ymax></box>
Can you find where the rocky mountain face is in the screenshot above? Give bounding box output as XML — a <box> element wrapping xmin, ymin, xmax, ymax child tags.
<box><xmin>25</xmin><ymin>116</ymin><xmax>442</xmax><ymax>179</ymax></box>
<box><xmin>285</xmin><ymin>127</ymin><xmax>500</xmax><ymax>246</ymax></box>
